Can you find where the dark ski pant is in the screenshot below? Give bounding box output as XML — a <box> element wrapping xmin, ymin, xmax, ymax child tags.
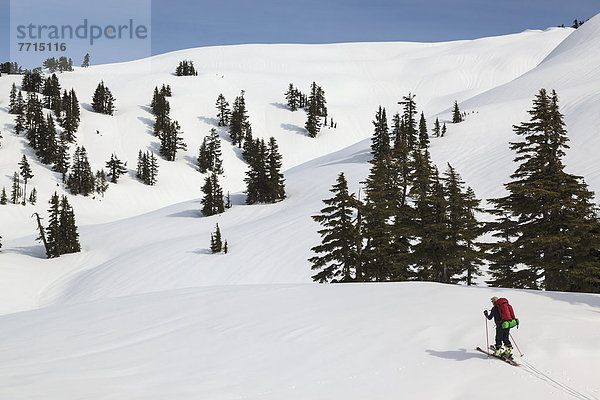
<box><xmin>495</xmin><ymin>326</ymin><xmax>512</xmax><ymax>349</ymax></box>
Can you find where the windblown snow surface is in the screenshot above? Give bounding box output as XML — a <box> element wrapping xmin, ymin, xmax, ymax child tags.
<box><xmin>0</xmin><ymin>14</ymin><xmax>599</xmax><ymax>400</ymax></box>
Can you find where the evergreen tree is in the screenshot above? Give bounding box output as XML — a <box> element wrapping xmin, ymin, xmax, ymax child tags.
<box><xmin>452</xmin><ymin>100</ymin><xmax>463</xmax><ymax>123</ymax></box>
<box><xmin>22</xmin><ymin>70</ymin><xmax>43</xmax><ymax>92</ymax></box>
<box><xmin>29</xmin><ymin>187</ymin><xmax>37</xmax><ymax>205</ymax></box>
<box><xmin>216</xmin><ymin>94</ymin><xmax>231</xmax><ymax>126</ymax></box>
<box><xmin>304</xmin><ymin>101</ymin><xmax>322</xmax><ymax>138</ymax></box>
<box><xmin>14</xmin><ymin>92</ymin><xmax>26</xmax><ymax>135</ymax></box>
<box><xmin>398</xmin><ymin>93</ymin><xmax>418</xmax><ymax>149</ymax></box>
<box><xmin>244</xmin><ymin>139</ymin><xmax>269</xmax><ymax>204</ymax></box>
<box><xmin>37</xmin><ymin>113</ymin><xmax>58</xmax><ymax>165</ymax></box>
<box><xmin>53</xmin><ymin>135</ymin><xmax>70</xmax><ymax>182</ymax></box>
<box><xmin>91</xmin><ymin>81</ymin><xmax>115</xmax><ymax>115</ymax></box>
<box><xmin>409</xmin><ymin>149</ymin><xmax>448</xmax><ymax>282</ymax></box>
<box><xmin>284</xmin><ymin>83</ymin><xmax>299</xmax><ymax>111</ymax></box>
<box><xmin>197</xmin><ymin>138</ymin><xmax>210</xmax><ymax>173</ymax></box>
<box><xmin>59</xmin><ymin>89</ymin><xmax>80</xmax><ymax>142</ymax></box>
<box><xmin>105</xmin><ymin>153</ymin><xmax>128</xmax><ymax>183</ymax></box>
<box><xmin>152</xmin><ymin>88</ymin><xmax>170</xmax><ymax>136</ymax></box>
<box><xmin>432</xmin><ymin>118</ymin><xmax>441</xmax><ymax>138</ymax></box>
<box><xmin>442</xmin><ymin>164</ymin><xmax>484</xmax><ymax>285</ymax></box>
<box><xmin>0</xmin><ymin>187</ymin><xmax>7</xmax><ymax>205</ymax></box>
<box><xmin>304</xmin><ymin>82</ymin><xmax>326</xmax><ymax>138</ymax></box>
<box><xmin>487</xmin><ymin>89</ymin><xmax>600</xmax><ymax>292</ymax></box>
<box><xmin>46</xmin><ymin>192</ymin><xmax>61</xmax><ymax>258</ymax></box>
<box><xmin>210</xmin><ymin>223</ymin><xmax>223</xmax><ymax>253</ymax></box>
<box><xmin>24</xmin><ymin>92</ymin><xmax>44</xmax><ymax>150</ymax></box>
<box><xmin>201</xmin><ymin>173</ymin><xmax>225</xmax><ymax>216</ymax></box>
<box><xmin>82</xmin><ymin>53</ymin><xmax>90</xmax><ymax>67</ymax></box>
<box><xmin>67</xmin><ymin>146</ymin><xmax>95</xmax><ymax>196</ymax></box>
<box><xmin>42</xmin><ymin>73</ymin><xmax>62</xmax><ymax>113</ymax></box>
<box><xmin>8</xmin><ymin>83</ymin><xmax>18</xmax><ymax>113</ymax></box>
<box><xmin>136</xmin><ymin>150</ymin><xmax>159</xmax><ymax>185</ymax></box>
<box><xmin>159</xmin><ymin>119</ymin><xmax>187</xmax><ymax>161</ymax></box>
<box><xmin>95</xmin><ymin>170</ymin><xmax>109</xmax><ymax>197</ymax></box>
<box><xmin>19</xmin><ymin>155</ymin><xmax>33</xmax><ymax>205</ymax></box>
<box><xmin>418</xmin><ymin>112</ymin><xmax>429</xmax><ymax>148</ymax></box>
<box><xmin>160</xmin><ymin>84</ymin><xmax>172</xmax><ymax>97</ymax></box>
<box><xmin>309</xmin><ymin>172</ymin><xmax>361</xmax><ymax>283</ymax></box>
<box><xmin>58</xmin><ymin>195</ymin><xmax>81</xmax><ymax>254</ymax></box>
<box><xmin>441</xmin><ymin>123</ymin><xmax>447</xmax><ymax>137</ymax></box>
<box><xmin>205</xmin><ymin>128</ymin><xmax>224</xmax><ymax>174</ymax></box>
<box><xmin>360</xmin><ymin>109</ymin><xmax>400</xmax><ymax>281</ymax></box>
<box><xmin>46</xmin><ymin>193</ymin><xmax>81</xmax><ymax>257</ymax></box>
<box><xmin>266</xmin><ymin>137</ymin><xmax>286</xmax><ymax>202</ymax></box>
<box><xmin>390</xmin><ymin>117</ymin><xmax>416</xmax><ymax>281</ymax></box>
<box><xmin>10</xmin><ymin>171</ymin><xmax>20</xmax><ymax>204</ymax></box>
<box><xmin>229</xmin><ymin>91</ymin><xmax>251</xmax><ymax>147</ymax></box>
<box><xmin>371</xmin><ymin>106</ymin><xmax>390</xmax><ymax>160</ymax></box>
<box><xmin>175</xmin><ymin>60</ymin><xmax>198</xmax><ymax>76</ymax></box>
<box><xmin>43</xmin><ymin>57</ymin><xmax>58</xmax><ymax>72</ymax></box>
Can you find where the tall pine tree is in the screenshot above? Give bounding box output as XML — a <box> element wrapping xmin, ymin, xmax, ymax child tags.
<box><xmin>309</xmin><ymin>172</ymin><xmax>361</xmax><ymax>283</ymax></box>
<box><xmin>487</xmin><ymin>89</ymin><xmax>600</xmax><ymax>292</ymax></box>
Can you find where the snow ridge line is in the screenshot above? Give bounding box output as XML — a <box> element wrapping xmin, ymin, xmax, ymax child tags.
<box><xmin>519</xmin><ymin>358</ymin><xmax>598</xmax><ymax>400</ymax></box>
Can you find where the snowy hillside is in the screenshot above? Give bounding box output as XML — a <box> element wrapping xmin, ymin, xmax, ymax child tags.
<box><xmin>0</xmin><ymin>11</ymin><xmax>600</xmax><ymax>400</ymax></box>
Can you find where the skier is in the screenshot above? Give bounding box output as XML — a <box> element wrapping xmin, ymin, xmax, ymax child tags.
<box><xmin>484</xmin><ymin>296</ymin><xmax>513</xmax><ymax>358</ymax></box>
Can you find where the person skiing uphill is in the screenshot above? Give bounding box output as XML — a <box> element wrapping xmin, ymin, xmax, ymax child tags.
<box><xmin>484</xmin><ymin>296</ymin><xmax>516</xmax><ymax>358</ymax></box>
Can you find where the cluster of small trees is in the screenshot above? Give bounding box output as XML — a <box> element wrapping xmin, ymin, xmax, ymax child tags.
<box><xmin>229</xmin><ymin>91</ymin><xmax>252</xmax><ymax>147</ymax></box>
<box><xmin>210</xmin><ymin>223</ymin><xmax>228</xmax><ymax>253</ymax></box>
<box><xmin>42</xmin><ymin>56</ymin><xmax>74</xmax><ymax>73</ymax></box>
<box><xmin>311</xmin><ymin>89</ymin><xmax>600</xmax><ymax>293</ymax></box>
<box><xmin>197</xmin><ymin>127</ymin><xmax>227</xmax><ymax>216</ymax></box>
<box><xmin>560</xmin><ymin>19</ymin><xmax>587</xmax><ymax>29</ymax></box>
<box><xmin>43</xmin><ymin>193</ymin><xmax>81</xmax><ymax>258</ymax></box>
<box><xmin>284</xmin><ymin>82</ymin><xmax>331</xmax><ymax>138</ymax></box>
<box><xmin>0</xmin><ymin>61</ymin><xmax>23</xmax><ymax>75</ymax></box>
<box><xmin>9</xmin><ymin>77</ymin><xmax>80</xmax><ymax>181</ymax></box>
<box><xmin>198</xmin><ymin>91</ymin><xmax>286</xmax><ymax>217</ymax></box>
<box><xmin>136</xmin><ymin>150</ymin><xmax>159</xmax><ymax>185</ymax></box>
<box><xmin>452</xmin><ymin>100</ymin><xmax>463</xmax><ymax>123</ymax></box>
<box><xmin>150</xmin><ymin>84</ymin><xmax>187</xmax><ymax>161</ymax></box>
<box><xmin>198</xmin><ymin>128</ymin><xmax>223</xmax><ymax>175</ymax></box>
<box><xmin>1</xmin><ymin>156</ymin><xmax>37</xmax><ymax>206</ymax></box>
<box><xmin>311</xmin><ymin>95</ymin><xmax>481</xmax><ymax>283</ymax></box>
<box><xmin>91</xmin><ymin>81</ymin><xmax>116</xmax><ymax>115</ymax></box>
<box><xmin>243</xmin><ymin>136</ymin><xmax>286</xmax><ymax>204</ymax></box>
<box><xmin>175</xmin><ymin>60</ymin><xmax>198</xmax><ymax>76</ymax></box>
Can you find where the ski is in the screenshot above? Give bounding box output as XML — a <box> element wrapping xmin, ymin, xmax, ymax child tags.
<box><xmin>475</xmin><ymin>347</ymin><xmax>520</xmax><ymax>367</ymax></box>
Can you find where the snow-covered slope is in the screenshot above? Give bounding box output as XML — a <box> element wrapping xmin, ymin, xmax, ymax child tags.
<box><xmin>0</xmin><ymin>14</ymin><xmax>600</xmax><ymax>400</ymax></box>
<box><xmin>435</xmin><ymin>14</ymin><xmax>600</xmax><ymax>199</ymax></box>
<box><xmin>1</xmin><ymin>282</ymin><xmax>599</xmax><ymax>400</ymax></box>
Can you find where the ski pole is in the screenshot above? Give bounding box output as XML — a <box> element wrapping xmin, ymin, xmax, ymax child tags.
<box><xmin>485</xmin><ymin>315</ymin><xmax>490</xmax><ymax>357</ymax></box>
<box><xmin>510</xmin><ymin>333</ymin><xmax>523</xmax><ymax>357</ymax></box>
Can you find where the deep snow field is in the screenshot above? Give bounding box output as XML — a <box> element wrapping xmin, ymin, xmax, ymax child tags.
<box><xmin>0</xmin><ymin>12</ymin><xmax>599</xmax><ymax>400</ymax></box>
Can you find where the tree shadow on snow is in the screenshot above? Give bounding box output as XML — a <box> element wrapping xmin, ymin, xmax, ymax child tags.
<box><xmin>270</xmin><ymin>102</ymin><xmax>288</xmax><ymax>110</ymax></box>
<box><xmin>320</xmin><ymin>149</ymin><xmax>372</xmax><ymax>167</ymax></box>
<box><xmin>426</xmin><ymin>348</ymin><xmax>484</xmax><ymax>362</ymax></box>
<box><xmin>81</xmin><ymin>103</ymin><xmax>95</xmax><ymax>112</ymax></box>
<box><xmin>198</xmin><ymin>116</ymin><xmax>219</xmax><ymax>126</ymax></box>
<box><xmin>280</xmin><ymin>123</ymin><xmax>306</xmax><ymax>136</ymax></box>
<box><xmin>167</xmin><ymin>209</ymin><xmax>202</xmax><ymax>218</ymax></box>
<box><xmin>138</xmin><ymin>104</ymin><xmax>152</xmax><ymax>114</ymax></box>
<box><xmin>8</xmin><ymin>245</ymin><xmax>47</xmax><ymax>259</ymax></box>
<box><xmin>526</xmin><ymin>290</ymin><xmax>600</xmax><ymax>310</ymax></box>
